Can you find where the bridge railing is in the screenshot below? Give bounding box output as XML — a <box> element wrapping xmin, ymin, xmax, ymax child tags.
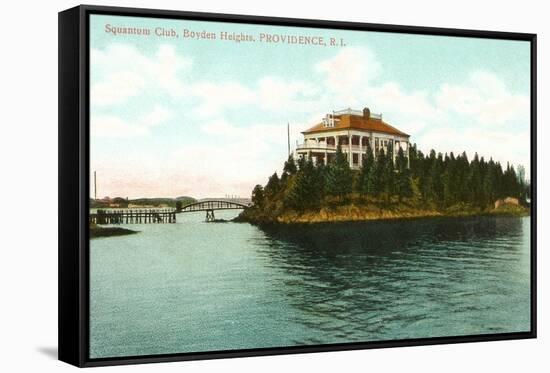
<box><xmin>179</xmin><ymin>200</ymin><xmax>250</xmax><ymax>212</ymax></box>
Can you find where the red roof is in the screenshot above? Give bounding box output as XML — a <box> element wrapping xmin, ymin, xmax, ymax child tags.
<box><xmin>302</xmin><ymin>114</ymin><xmax>409</xmax><ymax>137</ymax></box>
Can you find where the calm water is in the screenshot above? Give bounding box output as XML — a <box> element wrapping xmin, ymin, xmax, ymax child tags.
<box><xmin>89</xmin><ymin>213</ymin><xmax>531</xmax><ymax>358</ymax></box>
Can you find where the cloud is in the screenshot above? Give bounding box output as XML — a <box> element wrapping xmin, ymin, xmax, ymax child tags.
<box><xmin>162</xmin><ymin>119</ymin><xmax>292</xmax><ymax>197</ymax></box>
<box><xmin>189</xmin><ymin>76</ymin><xmax>320</xmax><ymax>120</ymax></box>
<box><xmin>91</xmin><ymin>71</ymin><xmax>146</xmax><ymax>106</ymax></box>
<box><xmin>418</xmin><ymin>126</ymin><xmax>530</xmax><ymax>174</ymax></box>
<box><xmin>203</xmin><ymin>118</ymin><xmax>287</xmax><ymax>144</ymax></box>
<box><xmin>91</xmin><ymin>105</ymin><xmax>172</xmax><ymax>138</ymax></box>
<box><xmin>90</xmin><ymin>42</ymin><xmax>531</xmax><ymax>197</ymax></box>
<box><xmin>185</xmin><ymin>49</ymin><xmax>531</xmax><ymax>187</ymax></box>
<box><xmin>257</xmin><ymin>77</ymin><xmax>318</xmax><ymax>112</ymax></box>
<box><xmin>435</xmin><ymin>70</ymin><xmax>529</xmax><ymax>127</ymax></box>
<box><xmin>361</xmin><ymin>82</ymin><xmax>447</xmax><ymax>135</ymax></box>
<box><xmin>411</xmin><ymin>70</ymin><xmax>531</xmax><ymax>175</ymax></box>
<box><xmin>90</xmin><ymin>44</ymin><xmax>192</xmax><ymax>106</ymax></box>
<box><xmin>315</xmin><ymin>47</ymin><xmax>381</xmax><ymax>105</ymax></box>
<box><xmin>191</xmin><ymin>82</ymin><xmax>255</xmax><ymax>117</ymax></box>
<box><xmin>141</xmin><ymin>106</ymin><xmax>172</xmax><ymax>127</ymax></box>
<box><xmin>153</xmin><ymin>45</ymin><xmax>191</xmax><ymax>96</ymax></box>
<box><xmin>310</xmin><ymin>51</ymin><xmax>530</xmax><ymax>174</ymax></box>
<box><xmin>285</xmin><ymin>47</ymin><xmax>447</xmax><ymax>137</ymax></box>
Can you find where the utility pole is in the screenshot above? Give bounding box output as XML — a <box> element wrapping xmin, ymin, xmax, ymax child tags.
<box><xmin>287</xmin><ymin>122</ymin><xmax>290</xmax><ymax>156</ymax></box>
<box><xmin>94</xmin><ymin>171</ymin><xmax>97</xmax><ymax>200</ymax></box>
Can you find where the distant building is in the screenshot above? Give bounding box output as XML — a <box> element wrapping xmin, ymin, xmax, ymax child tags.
<box><xmin>295</xmin><ymin>107</ymin><xmax>410</xmax><ymax>169</ymax></box>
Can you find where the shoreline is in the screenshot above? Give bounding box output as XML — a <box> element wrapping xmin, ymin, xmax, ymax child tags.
<box><xmin>90</xmin><ymin>224</ymin><xmax>139</xmax><ymax>238</ymax></box>
<box><xmin>236</xmin><ymin>203</ymin><xmax>529</xmax><ymax>225</ymax></box>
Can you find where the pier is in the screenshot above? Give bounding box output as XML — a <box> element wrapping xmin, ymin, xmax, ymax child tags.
<box><xmin>90</xmin><ymin>199</ymin><xmax>252</xmax><ymax>224</ymax></box>
<box><xmin>90</xmin><ymin>209</ymin><xmax>177</xmax><ymax>225</ymax></box>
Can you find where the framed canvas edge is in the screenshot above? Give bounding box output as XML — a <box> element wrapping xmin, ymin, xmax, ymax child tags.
<box><xmin>58</xmin><ymin>4</ymin><xmax>538</xmax><ymax>368</ymax></box>
<box><xmin>58</xmin><ymin>5</ymin><xmax>86</xmax><ymax>367</ymax></box>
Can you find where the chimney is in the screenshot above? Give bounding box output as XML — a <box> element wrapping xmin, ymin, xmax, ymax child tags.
<box><xmin>363</xmin><ymin>107</ymin><xmax>371</xmax><ymax>119</ymax></box>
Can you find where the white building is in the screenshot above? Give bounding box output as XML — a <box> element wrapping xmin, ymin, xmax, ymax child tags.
<box><xmin>295</xmin><ymin>107</ymin><xmax>410</xmax><ymax>169</ymax></box>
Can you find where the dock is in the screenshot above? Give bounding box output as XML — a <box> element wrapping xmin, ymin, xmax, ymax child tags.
<box><xmin>90</xmin><ymin>209</ymin><xmax>177</xmax><ymax>225</ymax></box>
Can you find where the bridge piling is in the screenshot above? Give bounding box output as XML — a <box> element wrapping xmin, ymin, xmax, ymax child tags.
<box><xmin>205</xmin><ymin>209</ymin><xmax>215</xmax><ymax>222</ymax></box>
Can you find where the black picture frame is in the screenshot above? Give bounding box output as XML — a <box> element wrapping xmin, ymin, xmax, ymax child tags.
<box><xmin>58</xmin><ymin>4</ymin><xmax>537</xmax><ymax>367</ymax></box>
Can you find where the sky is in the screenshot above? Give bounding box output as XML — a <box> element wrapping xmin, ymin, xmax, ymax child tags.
<box><xmin>89</xmin><ymin>14</ymin><xmax>531</xmax><ymax>199</ymax></box>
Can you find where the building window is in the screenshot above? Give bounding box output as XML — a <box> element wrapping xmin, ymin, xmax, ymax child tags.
<box><xmin>353</xmin><ymin>153</ymin><xmax>359</xmax><ymax>165</ymax></box>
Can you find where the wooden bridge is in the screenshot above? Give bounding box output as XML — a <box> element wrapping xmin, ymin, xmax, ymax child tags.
<box><xmin>178</xmin><ymin>200</ymin><xmax>251</xmax><ymax>222</ymax></box>
<box><xmin>90</xmin><ymin>200</ymin><xmax>251</xmax><ymax>225</ymax></box>
<box><xmin>90</xmin><ymin>209</ymin><xmax>177</xmax><ymax>225</ymax></box>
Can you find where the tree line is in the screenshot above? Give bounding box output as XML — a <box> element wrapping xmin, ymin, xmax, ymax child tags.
<box><xmin>250</xmin><ymin>142</ymin><xmax>530</xmax><ymax>214</ymax></box>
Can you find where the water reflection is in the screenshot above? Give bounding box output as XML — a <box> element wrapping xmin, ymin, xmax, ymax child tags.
<box><xmin>90</xmin><ymin>215</ymin><xmax>530</xmax><ymax>357</ymax></box>
<box><xmin>253</xmin><ymin>217</ymin><xmax>530</xmax><ymax>342</ymax></box>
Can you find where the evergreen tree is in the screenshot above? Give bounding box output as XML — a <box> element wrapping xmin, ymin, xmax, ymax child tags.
<box><xmin>409</xmin><ymin>143</ymin><xmax>419</xmax><ymax>176</ymax></box>
<box><xmin>284</xmin><ymin>157</ymin><xmax>322</xmax><ymax>212</ymax></box>
<box><xmin>454</xmin><ymin>152</ymin><xmax>470</xmax><ymax>203</ymax></box>
<box><xmin>315</xmin><ymin>162</ymin><xmax>327</xmax><ymax>199</ymax></box>
<box><xmin>502</xmin><ymin>163</ymin><xmax>520</xmax><ymax>198</ymax></box>
<box><xmin>252</xmin><ymin>142</ymin><xmax>526</xmax><ymax>218</ymax></box>
<box><xmin>368</xmin><ymin>148</ymin><xmax>385</xmax><ymax>198</ymax></box>
<box><xmin>469</xmin><ymin>153</ymin><xmax>484</xmax><ymax>207</ymax></box>
<box><xmin>281</xmin><ymin>155</ymin><xmax>297</xmax><ymax>184</ymax></box>
<box><xmin>409</xmin><ymin>144</ymin><xmax>425</xmax><ymax>201</ymax></box>
<box><xmin>296</xmin><ymin>154</ymin><xmax>307</xmax><ymax>171</ymax></box>
<box><xmin>409</xmin><ymin>143</ymin><xmax>425</xmax><ymax>181</ymax></box>
<box><xmin>358</xmin><ymin>142</ymin><xmax>374</xmax><ymax>195</ymax></box>
<box><xmin>264</xmin><ymin>172</ymin><xmax>280</xmax><ymax>198</ymax></box>
<box><xmin>442</xmin><ymin>153</ymin><xmax>454</xmax><ymax>207</ymax></box>
<box><xmin>251</xmin><ymin>184</ymin><xmax>265</xmax><ymax>209</ymax></box>
<box><xmin>482</xmin><ymin>158</ymin><xmax>497</xmax><ymax>207</ymax></box>
<box><xmin>381</xmin><ymin>143</ymin><xmax>395</xmax><ymax>202</ymax></box>
<box><xmin>325</xmin><ymin>145</ymin><xmax>353</xmax><ymax>199</ymax></box>
<box><xmin>395</xmin><ymin>147</ymin><xmax>412</xmax><ymax>201</ymax></box>
<box><xmin>494</xmin><ymin>161</ymin><xmax>505</xmax><ymax>199</ymax></box>
<box><xmin>421</xmin><ymin>150</ymin><xmax>433</xmax><ymax>201</ymax></box>
<box><xmin>479</xmin><ymin>156</ymin><xmax>489</xmax><ymax>206</ymax></box>
<box><xmin>425</xmin><ymin>152</ymin><xmax>444</xmax><ymax>205</ymax></box>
